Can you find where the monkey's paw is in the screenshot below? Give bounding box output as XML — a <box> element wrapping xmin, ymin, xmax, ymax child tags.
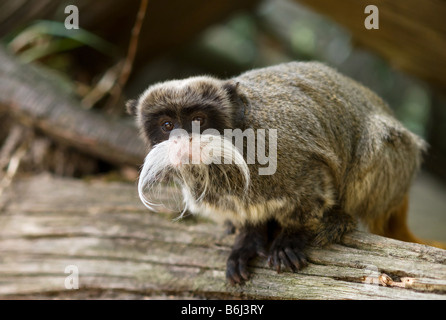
<box><xmin>268</xmin><ymin>231</ymin><xmax>308</xmax><ymax>273</ymax></box>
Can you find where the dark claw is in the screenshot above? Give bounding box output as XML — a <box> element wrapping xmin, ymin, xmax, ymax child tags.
<box><xmin>226</xmin><ymin>250</ymin><xmax>251</xmax><ymax>285</ymax></box>
<box><xmin>226</xmin><ymin>256</ymin><xmax>242</xmax><ymax>285</ymax></box>
<box><xmin>284</xmin><ymin>247</ymin><xmax>307</xmax><ymax>271</ymax></box>
<box><xmin>238</xmin><ymin>258</ymin><xmax>250</xmax><ymax>280</ymax></box>
<box><xmin>267</xmin><ymin>251</ymin><xmax>279</xmax><ymax>272</ymax></box>
<box><xmin>279</xmin><ymin>250</ymin><xmax>293</xmax><ymax>271</ymax></box>
<box><xmin>268</xmin><ymin>230</ymin><xmax>309</xmax><ymax>273</ymax></box>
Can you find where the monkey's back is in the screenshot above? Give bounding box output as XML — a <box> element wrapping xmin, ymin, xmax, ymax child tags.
<box><xmin>234</xmin><ymin>62</ymin><xmax>425</xmax><ymax>223</ymax></box>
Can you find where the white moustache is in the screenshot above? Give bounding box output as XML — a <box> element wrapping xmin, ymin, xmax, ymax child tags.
<box><xmin>138</xmin><ymin>131</ymin><xmax>250</xmax><ymax>214</ymax></box>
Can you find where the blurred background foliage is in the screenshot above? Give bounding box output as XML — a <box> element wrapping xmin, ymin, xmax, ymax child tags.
<box><xmin>0</xmin><ymin>0</ymin><xmax>443</xmax><ymax>178</ymax></box>
<box><xmin>0</xmin><ymin>0</ymin><xmax>444</xmax><ymax>240</ymax></box>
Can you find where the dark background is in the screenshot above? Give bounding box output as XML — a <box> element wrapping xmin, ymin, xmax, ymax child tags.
<box><xmin>0</xmin><ymin>0</ymin><xmax>445</xmax><ymax>241</ymax></box>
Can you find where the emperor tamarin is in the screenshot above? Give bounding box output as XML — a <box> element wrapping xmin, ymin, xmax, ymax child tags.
<box><xmin>127</xmin><ymin>62</ymin><xmax>441</xmax><ymax>285</ymax></box>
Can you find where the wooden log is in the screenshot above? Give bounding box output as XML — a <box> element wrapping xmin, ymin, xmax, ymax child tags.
<box><xmin>0</xmin><ymin>46</ymin><xmax>146</xmax><ymax>167</ymax></box>
<box><xmin>0</xmin><ymin>174</ymin><xmax>445</xmax><ymax>299</ymax></box>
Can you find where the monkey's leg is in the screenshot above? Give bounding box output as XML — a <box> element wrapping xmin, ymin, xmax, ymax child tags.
<box><xmin>369</xmin><ymin>194</ymin><xmax>446</xmax><ymax>249</ymax></box>
<box><xmin>312</xmin><ymin>206</ymin><xmax>356</xmax><ymax>247</ymax></box>
<box><xmin>226</xmin><ymin>222</ymin><xmax>268</xmax><ymax>285</ymax></box>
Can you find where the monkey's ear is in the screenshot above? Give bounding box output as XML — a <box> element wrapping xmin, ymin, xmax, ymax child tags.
<box><xmin>222</xmin><ymin>80</ymin><xmax>246</xmax><ymax>128</ymax></box>
<box><xmin>126</xmin><ymin>99</ymin><xmax>138</xmax><ymax>116</ymax></box>
<box><xmin>222</xmin><ymin>80</ymin><xmax>240</xmax><ymax>100</ymax></box>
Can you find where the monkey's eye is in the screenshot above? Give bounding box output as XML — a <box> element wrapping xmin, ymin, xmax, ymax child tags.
<box><xmin>161</xmin><ymin>120</ymin><xmax>174</xmax><ymax>132</ymax></box>
<box><xmin>192</xmin><ymin>116</ymin><xmax>206</xmax><ymax>126</ymax></box>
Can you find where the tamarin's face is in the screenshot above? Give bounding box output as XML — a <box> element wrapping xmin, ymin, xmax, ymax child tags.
<box><xmin>126</xmin><ymin>76</ymin><xmax>243</xmax><ymax>147</ymax></box>
<box><xmin>126</xmin><ymin>76</ymin><xmax>249</xmax><ymax>214</ymax></box>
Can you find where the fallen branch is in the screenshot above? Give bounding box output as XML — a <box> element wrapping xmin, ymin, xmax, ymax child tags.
<box><xmin>0</xmin><ymin>127</ymin><xmax>30</xmax><ymax>207</ymax></box>
<box><xmin>0</xmin><ymin>46</ymin><xmax>146</xmax><ymax>167</ymax></box>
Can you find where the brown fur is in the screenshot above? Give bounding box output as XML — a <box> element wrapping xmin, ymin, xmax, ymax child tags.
<box><xmin>129</xmin><ymin>62</ymin><xmax>445</xmax><ymax>284</ymax></box>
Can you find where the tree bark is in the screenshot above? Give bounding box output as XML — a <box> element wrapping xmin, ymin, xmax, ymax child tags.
<box><xmin>0</xmin><ymin>174</ymin><xmax>445</xmax><ymax>299</ymax></box>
